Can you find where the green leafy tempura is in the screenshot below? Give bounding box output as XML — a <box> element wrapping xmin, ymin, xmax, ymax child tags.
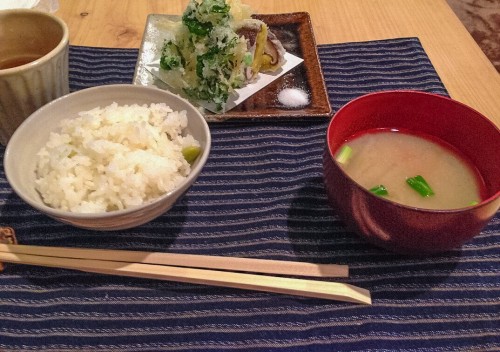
<box><xmin>160</xmin><ymin>0</ymin><xmax>250</xmax><ymax>111</ymax></box>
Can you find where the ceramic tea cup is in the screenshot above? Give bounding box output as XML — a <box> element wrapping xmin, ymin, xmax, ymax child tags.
<box><xmin>0</xmin><ymin>9</ymin><xmax>69</xmax><ymax>145</ymax></box>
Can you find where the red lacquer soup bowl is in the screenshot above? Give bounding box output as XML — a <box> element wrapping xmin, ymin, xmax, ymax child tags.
<box><xmin>323</xmin><ymin>90</ymin><xmax>500</xmax><ymax>255</ymax></box>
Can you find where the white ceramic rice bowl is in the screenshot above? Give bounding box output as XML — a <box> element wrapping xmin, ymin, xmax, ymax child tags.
<box><xmin>4</xmin><ymin>84</ymin><xmax>211</xmax><ymax>230</ymax></box>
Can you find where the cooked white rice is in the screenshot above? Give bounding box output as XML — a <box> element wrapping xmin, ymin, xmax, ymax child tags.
<box><xmin>35</xmin><ymin>102</ymin><xmax>200</xmax><ymax>213</ymax></box>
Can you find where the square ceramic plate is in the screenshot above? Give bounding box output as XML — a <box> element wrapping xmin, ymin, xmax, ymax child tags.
<box><xmin>133</xmin><ymin>12</ymin><xmax>332</xmax><ymax>121</ymax></box>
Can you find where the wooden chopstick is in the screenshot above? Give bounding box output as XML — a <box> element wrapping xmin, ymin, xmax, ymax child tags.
<box><xmin>0</xmin><ymin>250</ymin><xmax>371</xmax><ymax>304</ymax></box>
<box><xmin>0</xmin><ymin>244</ymin><xmax>348</xmax><ymax>278</ymax></box>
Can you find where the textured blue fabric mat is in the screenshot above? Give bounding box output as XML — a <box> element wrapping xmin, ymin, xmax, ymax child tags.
<box><xmin>1</xmin><ymin>38</ymin><xmax>498</xmax><ymax>352</ymax></box>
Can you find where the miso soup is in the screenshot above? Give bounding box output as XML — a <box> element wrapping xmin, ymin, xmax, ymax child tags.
<box><xmin>335</xmin><ymin>128</ymin><xmax>485</xmax><ymax>209</ymax></box>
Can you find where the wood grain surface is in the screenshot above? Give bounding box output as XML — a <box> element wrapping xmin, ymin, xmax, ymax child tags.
<box><xmin>55</xmin><ymin>0</ymin><xmax>500</xmax><ymax>126</ymax></box>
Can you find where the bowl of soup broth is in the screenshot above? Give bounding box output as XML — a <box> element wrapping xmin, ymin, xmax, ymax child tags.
<box><xmin>323</xmin><ymin>90</ymin><xmax>500</xmax><ymax>254</ymax></box>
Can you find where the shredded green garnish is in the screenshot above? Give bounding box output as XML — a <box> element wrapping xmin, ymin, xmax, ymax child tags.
<box><xmin>469</xmin><ymin>201</ymin><xmax>479</xmax><ymax>206</ymax></box>
<box><xmin>369</xmin><ymin>185</ymin><xmax>388</xmax><ymax>196</ymax></box>
<box><xmin>406</xmin><ymin>175</ymin><xmax>435</xmax><ymax>197</ymax></box>
<box><xmin>335</xmin><ymin>145</ymin><xmax>353</xmax><ymax>164</ymax></box>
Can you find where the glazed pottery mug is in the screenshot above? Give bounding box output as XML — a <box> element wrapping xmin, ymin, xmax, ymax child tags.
<box><xmin>0</xmin><ymin>9</ymin><xmax>69</xmax><ymax>145</ymax></box>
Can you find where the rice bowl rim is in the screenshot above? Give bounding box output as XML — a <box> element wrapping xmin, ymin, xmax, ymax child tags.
<box><xmin>4</xmin><ymin>84</ymin><xmax>211</xmax><ymax>220</ymax></box>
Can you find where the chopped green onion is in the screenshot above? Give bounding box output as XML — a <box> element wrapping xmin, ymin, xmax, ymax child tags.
<box><xmin>182</xmin><ymin>146</ymin><xmax>201</xmax><ymax>164</ymax></box>
<box><xmin>369</xmin><ymin>185</ymin><xmax>388</xmax><ymax>196</ymax></box>
<box><xmin>469</xmin><ymin>201</ymin><xmax>479</xmax><ymax>206</ymax></box>
<box><xmin>406</xmin><ymin>175</ymin><xmax>435</xmax><ymax>197</ymax></box>
<box><xmin>335</xmin><ymin>145</ymin><xmax>352</xmax><ymax>164</ymax></box>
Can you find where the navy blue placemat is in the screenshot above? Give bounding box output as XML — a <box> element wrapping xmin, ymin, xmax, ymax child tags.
<box><xmin>1</xmin><ymin>38</ymin><xmax>498</xmax><ymax>352</ymax></box>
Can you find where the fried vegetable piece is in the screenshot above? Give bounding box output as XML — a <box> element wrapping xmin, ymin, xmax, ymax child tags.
<box><xmin>235</xmin><ymin>18</ymin><xmax>286</xmax><ymax>80</ymax></box>
<box><xmin>159</xmin><ymin>0</ymin><xmax>286</xmax><ymax>111</ymax></box>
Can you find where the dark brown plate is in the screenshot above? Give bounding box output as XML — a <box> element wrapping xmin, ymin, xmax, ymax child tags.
<box><xmin>133</xmin><ymin>12</ymin><xmax>332</xmax><ymax>120</ymax></box>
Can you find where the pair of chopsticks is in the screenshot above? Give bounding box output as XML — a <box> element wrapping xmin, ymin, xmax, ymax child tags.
<box><xmin>0</xmin><ymin>243</ymin><xmax>371</xmax><ymax>304</ymax></box>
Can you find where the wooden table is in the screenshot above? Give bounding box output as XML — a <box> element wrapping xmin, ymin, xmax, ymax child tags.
<box><xmin>56</xmin><ymin>0</ymin><xmax>500</xmax><ymax>126</ymax></box>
